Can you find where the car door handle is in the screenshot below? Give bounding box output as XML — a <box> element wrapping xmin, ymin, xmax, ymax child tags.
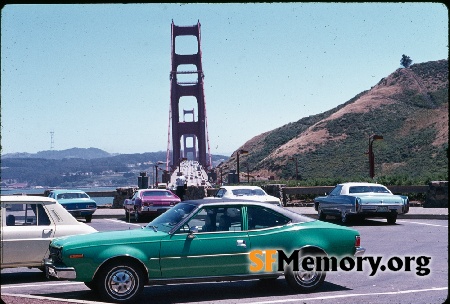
<box><xmin>42</xmin><ymin>229</ymin><xmax>53</xmax><ymax>236</ymax></box>
<box><xmin>236</xmin><ymin>240</ymin><xmax>247</xmax><ymax>248</ymax></box>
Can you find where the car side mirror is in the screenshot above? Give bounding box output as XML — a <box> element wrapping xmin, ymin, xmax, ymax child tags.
<box><xmin>187</xmin><ymin>226</ymin><xmax>198</xmax><ymax>239</ymax></box>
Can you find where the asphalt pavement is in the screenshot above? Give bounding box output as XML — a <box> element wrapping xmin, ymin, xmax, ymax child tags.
<box><xmin>2</xmin><ymin>205</ymin><xmax>447</xmax><ymax>304</ymax></box>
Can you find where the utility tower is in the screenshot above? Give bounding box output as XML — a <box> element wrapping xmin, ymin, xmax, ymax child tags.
<box><xmin>50</xmin><ymin>131</ymin><xmax>54</xmax><ymax>149</ymax></box>
<box><xmin>167</xmin><ymin>20</ymin><xmax>211</xmax><ymax>170</ymax></box>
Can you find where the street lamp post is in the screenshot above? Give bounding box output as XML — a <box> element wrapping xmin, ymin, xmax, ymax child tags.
<box><xmin>368</xmin><ymin>135</ymin><xmax>383</xmax><ymax>179</ymax></box>
<box><xmin>218</xmin><ymin>163</ymin><xmax>223</xmax><ymax>185</ymax></box>
<box><xmin>246</xmin><ymin>163</ymin><xmax>250</xmax><ymax>184</ymax></box>
<box><xmin>236</xmin><ymin>149</ymin><xmax>248</xmax><ymax>184</ymax></box>
<box><xmin>154</xmin><ymin>161</ymin><xmax>165</xmax><ymax>188</ymax></box>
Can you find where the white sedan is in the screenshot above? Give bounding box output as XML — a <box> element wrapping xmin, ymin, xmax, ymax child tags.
<box><xmin>213</xmin><ymin>186</ymin><xmax>282</xmax><ymax>206</ymax></box>
<box><xmin>1</xmin><ymin>195</ymin><xmax>97</xmax><ymax>270</ymax></box>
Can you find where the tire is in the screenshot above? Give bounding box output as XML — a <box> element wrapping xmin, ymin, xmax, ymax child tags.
<box><xmin>84</xmin><ymin>279</ymin><xmax>97</xmax><ymax>291</ymax></box>
<box><xmin>96</xmin><ymin>260</ymin><xmax>145</xmax><ymax>304</ymax></box>
<box><xmin>387</xmin><ymin>214</ymin><xmax>397</xmax><ymax>225</ymax></box>
<box><xmin>314</xmin><ymin>202</ymin><xmax>319</xmax><ymax>211</ymax></box>
<box><xmin>85</xmin><ymin>214</ymin><xmax>92</xmax><ymax>223</ymax></box>
<box><xmin>285</xmin><ymin>250</ymin><xmax>326</xmax><ymax>293</ymax></box>
<box><xmin>318</xmin><ymin>209</ymin><xmax>326</xmax><ymax>220</ymax></box>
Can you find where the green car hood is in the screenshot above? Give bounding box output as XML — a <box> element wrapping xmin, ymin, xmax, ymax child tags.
<box><xmin>51</xmin><ymin>228</ymin><xmax>167</xmax><ymax>250</ymax></box>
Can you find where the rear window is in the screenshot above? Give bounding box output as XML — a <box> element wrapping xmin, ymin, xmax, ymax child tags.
<box><xmin>142</xmin><ymin>191</ymin><xmax>172</xmax><ymax>197</ymax></box>
<box><xmin>231</xmin><ymin>189</ymin><xmax>265</xmax><ymax>196</ymax></box>
<box><xmin>57</xmin><ymin>192</ymin><xmax>89</xmax><ymax>199</ymax></box>
<box><xmin>349</xmin><ymin>186</ymin><xmax>390</xmax><ymax>194</ymax></box>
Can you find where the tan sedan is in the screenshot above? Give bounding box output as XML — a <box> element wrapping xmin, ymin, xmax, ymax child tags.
<box><xmin>1</xmin><ymin>195</ymin><xmax>97</xmax><ymax>270</ymax></box>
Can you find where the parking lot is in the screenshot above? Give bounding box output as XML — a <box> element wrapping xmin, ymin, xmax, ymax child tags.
<box><xmin>1</xmin><ymin>209</ymin><xmax>447</xmax><ymax>304</ymax></box>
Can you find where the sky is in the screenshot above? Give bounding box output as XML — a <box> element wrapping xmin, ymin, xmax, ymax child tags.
<box><xmin>1</xmin><ymin>3</ymin><xmax>448</xmax><ymax>157</ymax></box>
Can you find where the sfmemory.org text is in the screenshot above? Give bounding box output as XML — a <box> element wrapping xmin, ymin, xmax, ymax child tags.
<box><xmin>249</xmin><ymin>250</ymin><xmax>431</xmax><ymax>276</ymax></box>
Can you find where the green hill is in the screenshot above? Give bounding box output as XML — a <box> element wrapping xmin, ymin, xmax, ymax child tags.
<box><xmin>220</xmin><ymin>59</ymin><xmax>448</xmax><ymax>184</ymax></box>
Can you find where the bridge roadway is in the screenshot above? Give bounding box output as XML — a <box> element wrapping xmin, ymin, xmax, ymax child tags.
<box><xmin>167</xmin><ymin>160</ymin><xmax>211</xmax><ymax>189</ymax></box>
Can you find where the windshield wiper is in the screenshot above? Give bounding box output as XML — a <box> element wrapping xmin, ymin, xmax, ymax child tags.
<box><xmin>147</xmin><ymin>225</ymin><xmax>158</xmax><ymax>232</ymax></box>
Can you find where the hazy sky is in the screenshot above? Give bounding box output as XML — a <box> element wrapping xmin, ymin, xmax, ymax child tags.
<box><xmin>1</xmin><ymin>3</ymin><xmax>448</xmax><ymax>156</ymax></box>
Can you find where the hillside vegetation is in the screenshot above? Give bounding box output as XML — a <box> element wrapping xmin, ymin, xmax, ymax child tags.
<box><xmin>220</xmin><ymin>59</ymin><xmax>448</xmax><ymax>184</ymax></box>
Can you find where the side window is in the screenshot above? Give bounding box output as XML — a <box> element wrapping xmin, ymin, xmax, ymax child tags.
<box><xmin>329</xmin><ymin>185</ymin><xmax>342</xmax><ymax>196</ymax></box>
<box><xmin>215</xmin><ymin>189</ymin><xmax>226</xmax><ymax>198</ymax></box>
<box><xmin>182</xmin><ymin>206</ymin><xmax>243</xmax><ymax>233</ymax></box>
<box><xmin>5</xmin><ymin>204</ymin><xmax>51</xmax><ymax>226</ymax></box>
<box><xmin>247</xmin><ymin>206</ymin><xmax>290</xmax><ymax>230</ymax></box>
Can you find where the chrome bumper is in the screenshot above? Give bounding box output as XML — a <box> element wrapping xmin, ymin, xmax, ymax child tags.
<box><xmin>354</xmin><ymin>247</ymin><xmax>366</xmax><ymax>257</ymax></box>
<box><xmin>44</xmin><ymin>258</ymin><xmax>76</xmax><ymax>280</ymax></box>
<box><xmin>140</xmin><ymin>206</ymin><xmax>171</xmax><ymax>213</ymax></box>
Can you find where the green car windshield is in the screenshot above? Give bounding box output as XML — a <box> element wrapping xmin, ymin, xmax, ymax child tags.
<box><xmin>145</xmin><ymin>203</ymin><xmax>197</xmax><ymax>233</ymax></box>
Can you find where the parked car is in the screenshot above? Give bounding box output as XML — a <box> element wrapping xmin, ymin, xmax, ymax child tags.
<box><xmin>47</xmin><ymin>189</ymin><xmax>97</xmax><ymax>223</ymax></box>
<box><xmin>123</xmin><ymin>189</ymin><xmax>181</xmax><ymax>221</ymax></box>
<box><xmin>1</xmin><ymin>195</ymin><xmax>97</xmax><ymax>270</ymax></box>
<box><xmin>45</xmin><ymin>198</ymin><xmax>364</xmax><ymax>303</ymax></box>
<box><xmin>214</xmin><ymin>185</ymin><xmax>282</xmax><ymax>206</ymax></box>
<box><xmin>314</xmin><ymin>182</ymin><xmax>410</xmax><ymax>224</ymax></box>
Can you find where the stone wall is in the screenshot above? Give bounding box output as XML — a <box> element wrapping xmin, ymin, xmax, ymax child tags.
<box><xmin>424</xmin><ymin>181</ymin><xmax>448</xmax><ymax>208</ymax></box>
<box><xmin>112</xmin><ymin>187</ymin><xmax>137</xmax><ymax>208</ymax></box>
<box><xmin>183</xmin><ymin>186</ymin><xmax>208</xmax><ymax>200</ymax></box>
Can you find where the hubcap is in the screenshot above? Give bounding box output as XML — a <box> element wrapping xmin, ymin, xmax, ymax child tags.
<box><xmin>295</xmin><ymin>269</ymin><xmax>318</xmax><ymax>285</ymax></box>
<box><xmin>108</xmin><ymin>269</ymin><xmax>135</xmax><ymax>296</ymax></box>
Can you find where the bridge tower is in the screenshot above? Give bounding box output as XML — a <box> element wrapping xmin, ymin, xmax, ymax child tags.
<box><xmin>167</xmin><ymin>20</ymin><xmax>211</xmax><ymax>170</ymax></box>
<box><xmin>182</xmin><ymin>109</ymin><xmax>198</xmax><ymax>161</ymax></box>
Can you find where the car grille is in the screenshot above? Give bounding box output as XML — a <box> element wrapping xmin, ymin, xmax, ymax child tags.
<box><xmin>49</xmin><ymin>246</ymin><xmax>63</xmax><ymax>263</ymax></box>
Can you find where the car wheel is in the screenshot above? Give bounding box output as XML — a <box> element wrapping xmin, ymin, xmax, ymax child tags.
<box><xmin>314</xmin><ymin>202</ymin><xmax>319</xmax><ymax>211</ymax></box>
<box><xmin>318</xmin><ymin>209</ymin><xmax>326</xmax><ymax>220</ymax></box>
<box><xmin>96</xmin><ymin>260</ymin><xmax>145</xmax><ymax>304</ymax></box>
<box><xmin>85</xmin><ymin>215</ymin><xmax>92</xmax><ymax>223</ymax></box>
<box><xmin>84</xmin><ymin>279</ymin><xmax>97</xmax><ymax>291</ymax></box>
<box><xmin>387</xmin><ymin>214</ymin><xmax>397</xmax><ymax>224</ymax></box>
<box><xmin>285</xmin><ymin>250</ymin><xmax>326</xmax><ymax>292</ymax></box>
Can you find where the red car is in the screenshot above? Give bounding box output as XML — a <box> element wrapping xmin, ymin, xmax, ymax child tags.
<box><xmin>124</xmin><ymin>189</ymin><xmax>181</xmax><ymax>221</ymax></box>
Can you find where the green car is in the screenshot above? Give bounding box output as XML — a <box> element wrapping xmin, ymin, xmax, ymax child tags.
<box><xmin>45</xmin><ymin>198</ymin><xmax>365</xmax><ymax>303</ymax></box>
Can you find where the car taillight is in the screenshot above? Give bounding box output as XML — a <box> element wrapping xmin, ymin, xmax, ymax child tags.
<box><xmin>355</xmin><ymin>198</ymin><xmax>360</xmax><ymax>212</ymax></box>
<box><xmin>355</xmin><ymin>235</ymin><xmax>361</xmax><ymax>247</ymax></box>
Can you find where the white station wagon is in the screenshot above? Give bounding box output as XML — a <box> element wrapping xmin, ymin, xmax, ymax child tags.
<box><xmin>1</xmin><ymin>195</ymin><xmax>97</xmax><ymax>270</ymax></box>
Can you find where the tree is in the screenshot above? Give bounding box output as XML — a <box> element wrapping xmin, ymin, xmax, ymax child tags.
<box><xmin>400</xmin><ymin>54</ymin><xmax>412</xmax><ymax>68</ymax></box>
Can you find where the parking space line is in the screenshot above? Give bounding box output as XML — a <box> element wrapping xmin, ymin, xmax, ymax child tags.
<box><xmin>245</xmin><ymin>286</ymin><xmax>448</xmax><ymax>304</ymax></box>
<box><xmin>103</xmin><ymin>219</ymin><xmax>141</xmax><ymax>226</ymax></box>
<box><xmin>1</xmin><ymin>281</ymin><xmax>83</xmax><ymax>289</ymax></box>
<box><xmin>2</xmin><ymin>293</ymin><xmax>109</xmax><ymax>304</ymax></box>
<box><xmin>397</xmin><ymin>220</ymin><xmax>448</xmax><ymax>228</ymax></box>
